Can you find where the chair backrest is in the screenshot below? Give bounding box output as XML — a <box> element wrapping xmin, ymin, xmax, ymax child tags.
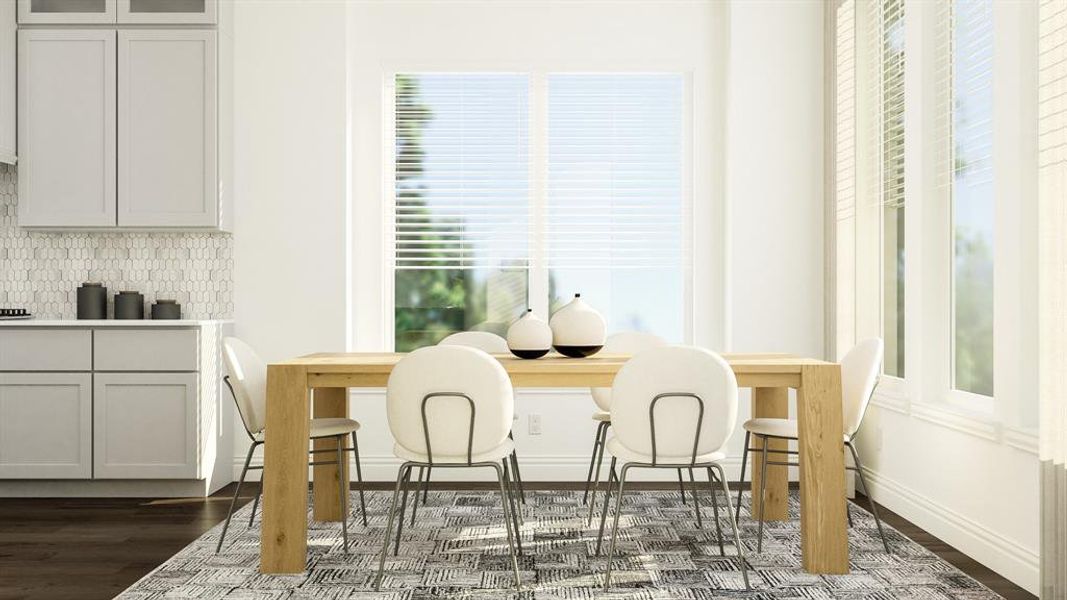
<box><xmin>610</xmin><ymin>346</ymin><xmax>738</xmax><ymax>462</ymax></box>
<box><xmin>387</xmin><ymin>345</ymin><xmax>514</xmax><ymax>461</ymax></box>
<box><xmin>841</xmin><ymin>337</ymin><xmax>883</xmax><ymax>438</ymax></box>
<box><xmin>590</xmin><ymin>331</ymin><xmax>667</xmax><ymax>412</ymax></box>
<box><xmin>222</xmin><ymin>337</ymin><xmax>268</xmax><ymax>437</ymax></box>
<box><xmin>438</xmin><ymin>331</ymin><xmax>509</xmax><ymax>354</ymax></box>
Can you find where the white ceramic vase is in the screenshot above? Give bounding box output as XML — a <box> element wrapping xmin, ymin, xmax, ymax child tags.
<box><xmin>506</xmin><ymin>309</ymin><xmax>552</xmax><ymax>359</ymax></box>
<box><xmin>549</xmin><ymin>294</ymin><xmax>606</xmax><ymax>358</ymax></box>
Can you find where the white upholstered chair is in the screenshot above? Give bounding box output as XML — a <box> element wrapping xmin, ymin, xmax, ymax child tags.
<box><xmin>375</xmin><ymin>345</ymin><xmax>522</xmax><ymax>591</ymax></box>
<box><xmin>218</xmin><ymin>337</ymin><xmax>368</xmax><ymax>554</ymax></box>
<box><xmin>584</xmin><ymin>332</ymin><xmax>674</xmax><ymax>520</ymax></box>
<box><xmin>596</xmin><ymin>346</ymin><xmax>750</xmax><ymax>590</ymax></box>
<box><xmin>737</xmin><ymin>337</ymin><xmax>890</xmax><ymax>553</ymax></box>
<box><xmin>432</xmin><ymin>331</ymin><xmax>525</xmax><ymax>508</ymax></box>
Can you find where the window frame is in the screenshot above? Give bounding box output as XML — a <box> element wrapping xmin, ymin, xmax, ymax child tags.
<box><xmin>383</xmin><ymin>69</ymin><xmax>696</xmax><ymax>352</ymax></box>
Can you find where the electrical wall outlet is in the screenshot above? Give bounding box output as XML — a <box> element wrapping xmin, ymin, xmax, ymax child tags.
<box><xmin>528</xmin><ymin>414</ymin><xmax>542</xmax><ymax>435</ymax></box>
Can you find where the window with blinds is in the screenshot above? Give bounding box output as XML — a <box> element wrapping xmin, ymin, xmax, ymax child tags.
<box><xmin>942</xmin><ymin>0</ymin><xmax>995</xmax><ymax>397</ymax></box>
<box><xmin>546</xmin><ymin>74</ymin><xmax>687</xmax><ymax>338</ymax></box>
<box><xmin>392</xmin><ymin>74</ymin><xmax>530</xmax><ymax>351</ymax></box>
<box><xmin>391</xmin><ymin>72</ymin><xmax>689</xmax><ymax>350</ymax></box>
<box><xmin>875</xmin><ymin>0</ymin><xmax>906</xmax><ymax>378</ymax></box>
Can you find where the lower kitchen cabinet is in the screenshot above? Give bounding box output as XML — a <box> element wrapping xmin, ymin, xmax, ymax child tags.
<box><xmin>0</xmin><ymin>373</ymin><xmax>92</xmax><ymax>479</ymax></box>
<box><xmin>93</xmin><ymin>372</ymin><xmax>198</xmax><ymax>479</ymax></box>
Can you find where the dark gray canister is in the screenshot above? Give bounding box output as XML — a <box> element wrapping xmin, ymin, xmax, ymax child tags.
<box><xmin>114</xmin><ymin>291</ymin><xmax>145</xmax><ymax>320</ymax></box>
<box><xmin>76</xmin><ymin>283</ymin><xmax>107</xmax><ymax>319</ymax></box>
<box><xmin>151</xmin><ymin>299</ymin><xmax>182</xmax><ymax>320</ymax></box>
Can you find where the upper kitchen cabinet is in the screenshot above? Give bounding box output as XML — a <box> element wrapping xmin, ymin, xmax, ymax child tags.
<box><xmin>17</xmin><ymin>29</ymin><xmax>117</xmax><ymax>227</ymax></box>
<box><xmin>118</xmin><ymin>30</ymin><xmax>216</xmax><ymax>227</ymax></box>
<box><xmin>17</xmin><ymin>0</ymin><xmax>117</xmax><ymax>24</ymax></box>
<box><xmin>0</xmin><ymin>0</ymin><xmax>15</xmax><ymax>165</ymax></box>
<box><xmin>118</xmin><ymin>0</ymin><xmax>214</xmax><ymax>24</ymax></box>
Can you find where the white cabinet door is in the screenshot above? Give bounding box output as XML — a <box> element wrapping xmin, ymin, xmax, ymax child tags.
<box><xmin>17</xmin><ymin>0</ymin><xmax>116</xmax><ymax>24</ymax></box>
<box><xmin>118</xmin><ymin>30</ymin><xmax>216</xmax><ymax>227</ymax></box>
<box><xmin>0</xmin><ymin>373</ymin><xmax>92</xmax><ymax>479</ymax></box>
<box><xmin>0</xmin><ymin>0</ymin><xmax>15</xmax><ymax>165</ymax></box>
<box><xmin>94</xmin><ymin>372</ymin><xmax>198</xmax><ymax>479</ymax></box>
<box><xmin>117</xmin><ymin>0</ymin><xmax>214</xmax><ymax>24</ymax></box>
<box><xmin>17</xmin><ymin>30</ymin><xmax>116</xmax><ymax>227</ymax></box>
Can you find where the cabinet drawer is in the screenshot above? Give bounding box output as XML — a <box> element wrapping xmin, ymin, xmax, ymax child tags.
<box><xmin>94</xmin><ymin>329</ymin><xmax>198</xmax><ymax>371</ymax></box>
<box><xmin>0</xmin><ymin>329</ymin><xmax>92</xmax><ymax>371</ymax></box>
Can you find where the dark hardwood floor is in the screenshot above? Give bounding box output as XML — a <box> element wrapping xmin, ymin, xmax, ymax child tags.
<box><xmin>0</xmin><ymin>483</ymin><xmax>1036</xmax><ymax>600</ymax></box>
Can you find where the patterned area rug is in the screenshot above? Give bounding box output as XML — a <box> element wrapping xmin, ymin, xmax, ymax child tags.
<box><xmin>119</xmin><ymin>489</ymin><xmax>1003</xmax><ymax>599</ymax></box>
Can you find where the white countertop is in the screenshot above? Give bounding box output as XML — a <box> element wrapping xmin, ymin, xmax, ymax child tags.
<box><xmin>0</xmin><ymin>319</ymin><xmax>232</xmax><ymax>327</ymax></box>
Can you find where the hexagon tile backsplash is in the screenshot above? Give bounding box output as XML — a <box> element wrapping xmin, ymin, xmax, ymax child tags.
<box><xmin>0</xmin><ymin>164</ymin><xmax>234</xmax><ymax>320</ymax></box>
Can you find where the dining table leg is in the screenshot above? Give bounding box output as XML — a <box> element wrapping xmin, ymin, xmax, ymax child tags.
<box><xmin>261</xmin><ymin>364</ymin><xmax>310</xmax><ymax>574</ymax></box>
<box><xmin>312</xmin><ymin>387</ymin><xmax>349</xmax><ymax>522</ymax></box>
<box><xmin>750</xmin><ymin>387</ymin><xmax>789</xmax><ymax>521</ymax></box>
<box><xmin>796</xmin><ymin>364</ymin><xmax>849</xmax><ymax>574</ymax></box>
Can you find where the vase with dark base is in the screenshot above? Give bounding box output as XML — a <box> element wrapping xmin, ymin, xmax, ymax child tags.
<box><xmin>549</xmin><ymin>294</ymin><xmax>606</xmax><ymax>358</ymax></box>
<box><xmin>507</xmin><ymin>309</ymin><xmax>552</xmax><ymax>359</ymax></box>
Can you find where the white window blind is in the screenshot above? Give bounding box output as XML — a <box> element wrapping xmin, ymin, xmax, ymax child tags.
<box><xmin>1040</xmin><ymin>0</ymin><xmax>1067</xmax><ymax>172</ymax></box>
<box><xmin>393</xmin><ymin>74</ymin><xmax>530</xmax><ymax>270</ymax></box>
<box><xmin>546</xmin><ymin>74</ymin><xmax>687</xmax><ymax>270</ymax></box>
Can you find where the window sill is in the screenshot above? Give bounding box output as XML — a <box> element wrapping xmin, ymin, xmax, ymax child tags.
<box><xmin>871</xmin><ymin>376</ymin><xmax>910</xmax><ymax>414</ymax></box>
<box><xmin>1002</xmin><ymin>426</ymin><xmax>1039</xmax><ymax>455</ymax></box>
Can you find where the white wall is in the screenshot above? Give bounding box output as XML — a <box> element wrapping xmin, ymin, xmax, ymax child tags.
<box><xmin>229</xmin><ymin>0</ymin><xmax>827</xmax><ymax>483</ymax></box>
<box><xmin>232</xmin><ymin>0</ymin><xmax>348</xmax><ymax>360</ymax></box>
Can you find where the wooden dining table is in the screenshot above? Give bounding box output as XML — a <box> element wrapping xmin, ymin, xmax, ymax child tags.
<box><xmin>259</xmin><ymin>352</ymin><xmax>850</xmax><ymax>576</ymax></box>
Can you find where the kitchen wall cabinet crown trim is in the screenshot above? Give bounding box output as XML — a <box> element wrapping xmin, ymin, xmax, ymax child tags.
<box><xmin>18</xmin><ymin>0</ymin><xmax>216</xmax><ymax>25</ymax></box>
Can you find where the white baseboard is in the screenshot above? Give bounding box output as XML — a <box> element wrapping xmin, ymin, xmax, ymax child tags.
<box><xmin>862</xmin><ymin>468</ymin><xmax>1040</xmax><ymax>594</ymax></box>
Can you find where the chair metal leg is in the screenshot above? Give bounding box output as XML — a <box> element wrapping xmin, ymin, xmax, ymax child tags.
<box><xmin>583</xmin><ymin>421</ymin><xmax>608</xmax><ymax>504</ymax></box>
<box><xmin>409</xmin><ymin>465</ymin><xmax>422</xmax><ymax>526</ymax></box>
<box><xmin>248</xmin><ymin>485</ymin><xmax>261</xmax><ymax>528</ymax></box>
<box><xmin>336</xmin><ymin>435</ymin><xmax>349</xmax><ymax>554</ymax></box>
<box><xmin>394</xmin><ymin>465</ymin><xmax>413</xmax><ymax>556</ymax></box>
<box><xmin>847</xmin><ymin>502</ymin><xmax>854</xmax><ymax>528</ymax></box>
<box><xmin>491</xmin><ymin>462</ymin><xmax>523</xmax><ymax>591</ymax></box>
<box><xmin>421</xmin><ymin>466</ymin><xmax>432</xmax><ymax>505</ymax></box>
<box><xmin>706</xmin><ymin>467</ymin><xmax>725</xmax><ymax>556</ymax></box>
<box><xmin>712</xmin><ymin>462</ymin><xmax>751</xmax><ymax>590</ymax></box>
<box><xmin>603</xmin><ymin>463</ymin><xmax>632</xmax><ymax>590</ymax></box>
<box><xmin>587</xmin><ymin>423</ymin><xmax>609</xmax><ymax>524</ymax></box>
<box><xmin>216</xmin><ymin>442</ymin><xmax>256</xmax><ymax>553</ymax></box>
<box><xmin>375</xmin><ymin>463</ymin><xmax>411</xmax><ymax>591</ymax></box>
<box><xmin>736</xmin><ymin>431</ymin><xmax>750</xmax><ymax>521</ymax></box>
<box><xmin>677</xmin><ymin>468</ymin><xmax>687</xmax><ymax>504</ymax></box>
<box><xmin>352</xmin><ymin>431</ymin><xmax>368</xmax><ymax>527</ymax></box>
<box><xmin>757</xmin><ymin>435</ymin><xmax>770</xmax><ymax>553</ymax></box>
<box><xmin>688</xmin><ymin>467</ymin><xmax>703</xmax><ymax>529</ymax></box>
<box><xmin>510</xmin><ymin>450</ymin><xmax>526</xmax><ymax>505</ymax></box>
<box><xmin>848</xmin><ymin>442</ymin><xmax>891</xmax><ymax>553</ymax></box>
<box><xmin>502</xmin><ymin>459</ymin><xmax>524</xmax><ymax>555</ymax></box>
<box><xmin>595</xmin><ymin>456</ymin><xmax>618</xmax><ymax>555</ymax></box>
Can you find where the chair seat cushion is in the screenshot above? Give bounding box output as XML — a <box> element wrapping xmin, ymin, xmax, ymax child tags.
<box><xmin>742</xmin><ymin>418</ymin><xmax>798</xmax><ymax>439</ymax></box>
<box><xmin>743</xmin><ymin>417</ymin><xmax>850</xmax><ymax>442</ymax></box>
<box><xmin>254</xmin><ymin>417</ymin><xmax>361</xmax><ymax>441</ymax></box>
<box><xmin>591</xmin><ymin>410</ymin><xmax>611</xmax><ymax>422</ymax></box>
<box><xmin>605</xmin><ymin>436</ymin><xmax>726</xmax><ymax>466</ymax></box>
<box><xmin>393</xmin><ymin>438</ymin><xmax>515</xmax><ymax>464</ymax></box>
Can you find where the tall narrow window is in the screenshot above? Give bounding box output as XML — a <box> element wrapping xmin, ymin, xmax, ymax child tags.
<box><xmin>392</xmin><ymin>74</ymin><xmax>530</xmax><ymax>351</ymax></box>
<box><xmin>880</xmin><ymin>0</ymin><xmax>906</xmax><ymax>377</ymax></box>
<box><xmin>948</xmin><ymin>0</ymin><xmax>995</xmax><ymax>396</ymax></box>
<box><xmin>546</xmin><ymin>74</ymin><xmax>687</xmax><ymax>341</ymax></box>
